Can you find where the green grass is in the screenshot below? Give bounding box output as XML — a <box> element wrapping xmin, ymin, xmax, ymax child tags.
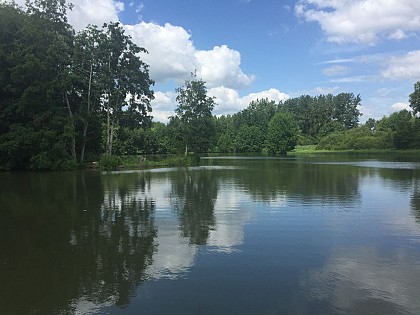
<box><xmin>291</xmin><ymin>145</ymin><xmax>420</xmax><ymax>155</ymax></box>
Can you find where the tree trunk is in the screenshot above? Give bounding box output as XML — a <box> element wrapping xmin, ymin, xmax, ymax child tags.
<box><xmin>80</xmin><ymin>63</ymin><xmax>93</xmax><ymax>163</ymax></box>
<box><xmin>80</xmin><ymin>120</ymin><xmax>88</xmax><ymax>163</ymax></box>
<box><xmin>64</xmin><ymin>92</ymin><xmax>77</xmax><ymax>161</ymax></box>
<box><xmin>108</xmin><ymin>118</ymin><xmax>114</xmax><ymax>155</ymax></box>
<box><xmin>184</xmin><ymin>143</ymin><xmax>188</xmax><ymax>156</ymax></box>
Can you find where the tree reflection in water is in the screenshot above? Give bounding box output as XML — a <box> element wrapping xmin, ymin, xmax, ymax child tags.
<box><xmin>169</xmin><ymin>168</ymin><xmax>218</xmax><ymax>245</ymax></box>
<box><xmin>0</xmin><ymin>171</ymin><xmax>156</xmax><ymax>314</ymax></box>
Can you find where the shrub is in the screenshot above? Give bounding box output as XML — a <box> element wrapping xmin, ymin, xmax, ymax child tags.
<box><xmin>100</xmin><ymin>154</ymin><xmax>121</xmax><ymax>171</ymax></box>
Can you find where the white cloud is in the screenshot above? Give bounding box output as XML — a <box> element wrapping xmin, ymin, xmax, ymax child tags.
<box><xmin>329</xmin><ymin>75</ymin><xmax>372</xmax><ymax>83</ymax></box>
<box><xmin>1</xmin><ymin>0</ymin><xmax>120</xmax><ymax>30</ymax></box>
<box><xmin>150</xmin><ymin>91</ymin><xmax>177</xmax><ymax>123</ymax></box>
<box><xmin>322</xmin><ymin>65</ymin><xmax>348</xmax><ymax>76</ymax></box>
<box><xmin>209</xmin><ymin>87</ymin><xmax>290</xmax><ymax>116</ymax></box>
<box><xmin>319</xmin><ymin>58</ymin><xmax>354</xmax><ymax>64</ymax></box>
<box><xmin>295</xmin><ymin>0</ymin><xmax>420</xmax><ymax>44</ymax></box>
<box><xmin>67</xmin><ymin>0</ymin><xmax>120</xmax><ymax>31</ymax></box>
<box><xmin>391</xmin><ymin>102</ymin><xmax>410</xmax><ymax>112</ymax></box>
<box><xmin>312</xmin><ymin>86</ymin><xmax>340</xmax><ymax>95</ymax></box>
<box><xmin>388</xmin><ymin>29</ymin><xmax>408</xmax><ymax>40</ymax></box>
<box><xmin>208</xmin><ymin>86</ymin><xmax>243</xmax><ymax>115</ymax></box>
<box><xmin>195</xmin><ymin>45</ymin><xmax>254</xmax><ymax>89</ymax></box>
<box><xmin>125</xmin><ymin>23</ymin><xmax>254</xmax><ymax>89</ymax></box>
<box><xmin>125</xmin><ymin>22</ymin><xmax>196</xmax><ymax>83</ymax></box>
<box><xmin>240</xmin><ymin>88</ymin><xmax>290</xmax><ymax>107</ymax></box>
<box><xmin>381</xmin><ymin>50</ymin><xmax>420</xmax><ymax>80</ymax></box>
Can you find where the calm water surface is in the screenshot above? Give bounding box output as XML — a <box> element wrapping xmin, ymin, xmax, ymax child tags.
<box><xmin>1</xmin><ymin>155</ymin><xmax>420</xmax><ymax>314</ymax></box>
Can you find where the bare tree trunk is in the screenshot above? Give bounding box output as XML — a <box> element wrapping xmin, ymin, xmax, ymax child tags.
<box><xmin>64</xmin><ymin>92</ymin><xmax>77</xmax><ymax>161</ymax></box>
<box><xmin>80</xmin><ymin>121</ymin><xmax>88</xmax><ymax>163</ymax></box>
<box><xmin>109</xmin><ymin>117</ymin><xmax>115</xmax><ymax>155</ymax></box>
<box><xmin>80</xmin><ymin>63</ymin><xmax>93</xmax><ymax>163</ymax></box>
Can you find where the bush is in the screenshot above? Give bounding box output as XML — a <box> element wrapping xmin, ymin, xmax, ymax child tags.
<box><xmin>100</xmin><ymin>154</ymin><xmax>121</xmax><ymax>171</ymax></box>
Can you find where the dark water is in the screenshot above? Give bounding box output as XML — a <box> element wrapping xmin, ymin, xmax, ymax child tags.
<box><xmin>1</xmin><ymin>155</ymin><xmax>420</xmax><ymax>314</ymax></box>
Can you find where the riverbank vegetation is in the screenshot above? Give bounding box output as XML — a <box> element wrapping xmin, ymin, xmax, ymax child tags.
<box><xmin>1</xmin><ymin>1</ymin><xmax>420</xmax><ymax>171</ymax></box>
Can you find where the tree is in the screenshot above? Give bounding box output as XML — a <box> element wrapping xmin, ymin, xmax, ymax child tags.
<box><xmin>266</xmin><ymin>112</ymin><xmax>299</xmax><ymax>155</ymax></box>
<box><xmin>386</xmin><ymin>110</ymin><xmax>414</xmax><ymax>149</ymax></box>
<box><xmin>71</xmin><ymin>25</ymin><xmax>104</xmax><ymax>163</ymax></box>
<box><xmin>332</xmin><ymin>93</ymin><xmax>362</xmax><ymax>129</ymax></box>
<box><xmin>409</xmin><ymin>81</ymin><xmax>420</xmax><ymax>116</ymax></box>
<box><xmin>235</xmin><ymin>125</ymin><xmax>265</xmax><ymax>152</ymax></box>
<box><xmin>98</xmin><ymin>22</ymin><xmax>154</xmax><ymax>155</ymax></box>
<box><xmin>0</xmin><ymin>0</ymin><xmax>77</xmax><ymax>170</ymax></box>
<box><xmin>172</xmin><ymin>72</ymin><xmax>216</xmax><ymax>155</ymax></box>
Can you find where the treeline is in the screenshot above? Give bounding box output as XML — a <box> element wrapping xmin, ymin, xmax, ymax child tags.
<box><xmin>214</xmin><ymin>93</ymin><xmax>361</xmax><ymax>153</ymax></box>
<box><xmin>1</xmin><ymin>1</ymin><xmax>420</xmax><ymax>171</ymax></box>
<box><xmin>115</xmin><ymin>87</ymin><xmax>420</xmax><ymax>157</ymax></box>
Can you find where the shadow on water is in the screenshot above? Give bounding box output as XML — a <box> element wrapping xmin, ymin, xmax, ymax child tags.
<box><xmin>0</xmin><ymin>171</ymin><xmax>156</xmax><ymax>314</ymax></box>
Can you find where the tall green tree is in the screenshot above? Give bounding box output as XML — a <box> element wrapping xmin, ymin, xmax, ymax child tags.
<box><xmin>0</xmin><ymin>0</ymin><xmax>76</xmax><ymax>169</ymax></box>
<box><xmin>266</xmin><ymin>111</ymin><xmax>299</xmax><ymax>155</ymax></box>
<box><xmin>383</xmin><ymin>110</ymin><xmax>414</xmax><ymax>149</ymax></box>
<box><xmin>71</xmin><ymin>25</ymin><xmax>104</xmax><ymax>163</ymax></box>
<box><xmin>409</xmin><ymin>81</ymin><xmax>420</xmax><ymax>116</ymax></box>
<box><xmin>98</xmin><ymin>22</ymin><xmax>154</xmax><ymax>155</ymax></box>
<box><xmin>332</xmin><ymin>93</ymin><xmax>362</xmax><ymax>129</ymax></box>
<box><xmin>171</xmin><ymin>72</ymin><xmax>216</xmax><ymax>155</ymax></box>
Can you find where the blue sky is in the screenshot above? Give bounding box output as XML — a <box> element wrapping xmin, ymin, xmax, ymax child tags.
<box><xmin>7</xmin><ymin>0</ymin><xmax>420</xmax><ymax>122</ymax></box>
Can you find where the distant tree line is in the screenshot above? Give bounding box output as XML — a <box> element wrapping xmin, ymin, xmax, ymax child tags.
<box><xmin>1</xmin><ymin>1</ymin><xmax>420</xmax><ymax>171</ymax></box>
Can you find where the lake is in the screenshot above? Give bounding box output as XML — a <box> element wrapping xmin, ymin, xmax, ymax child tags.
<box><xmin>1</xmin><ymin>155</ymin><xmax>420</xmax><ymax>314</ymax></box>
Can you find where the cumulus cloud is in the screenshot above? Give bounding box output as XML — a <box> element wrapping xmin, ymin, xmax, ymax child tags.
<box><xmin>4</xmin><ymin>0</ymin><xmax>121</xmax><ymax>30</ymax></box>
<box><xmin>295</xmin><ymin>0</ymin><xmax>420</xmax><ymax>44</ymax></box>
<box><xmin>240</xmin><ymin>88</ymin><xmax>290</xmax><ymax>107</ymax></box>
<box><xmin>381</xmin><ymin>50</ymin><xmax>420</xmax><ymax>80</ymax></box>
<box><xmin>391</xmin><ymin>102</ymin><xmax>410</xmax><ymax>112</ymax></box>
<box><xmin>126</xmin><ymin>23</ymin><xmax>254</xmax><ymax>88</ymax></box>
<box><xmin>150</xmin><ymin>91</ymin><xmax>177</xmax><ymax>123</ymax></box>
<box><xmin>209</xmin><ymin>87</ymin><xmax>290</xmax><ymax>116</ymax></box>
<box><xmin>125</xmin><ymin>22</ymin><xmax>196</xmax><ymax>82</ymax></box>
<box><xmin>67</xmin><ymin>0</ymin><xmax>120</xmax><ymax>31</ymax></box>
<box><xmin>195</xmin><ymin>45</ymin><xmax>255</xmax><ymax>89</ymax></box>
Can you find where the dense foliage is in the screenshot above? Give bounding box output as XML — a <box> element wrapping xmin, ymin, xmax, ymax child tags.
<box><xmin>266</xmin><ymin>112</ymin><xmax>299</xmax><ymax>155</ymax></box>
<box><xmin>169</xmin><ymin>72</ymin><xmax>216</xmax><ymax>155</ymax></box>
<box><xmin>0</xmin><ymin>1</ymin><xmax>154</xmax><ymax>170</ymax></box>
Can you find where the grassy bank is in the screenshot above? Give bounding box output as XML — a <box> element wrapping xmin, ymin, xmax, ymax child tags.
<box><xmin>291</xmin><ymin>145</ymin><xmax>420</xmax><ymax>155</ymax></box>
